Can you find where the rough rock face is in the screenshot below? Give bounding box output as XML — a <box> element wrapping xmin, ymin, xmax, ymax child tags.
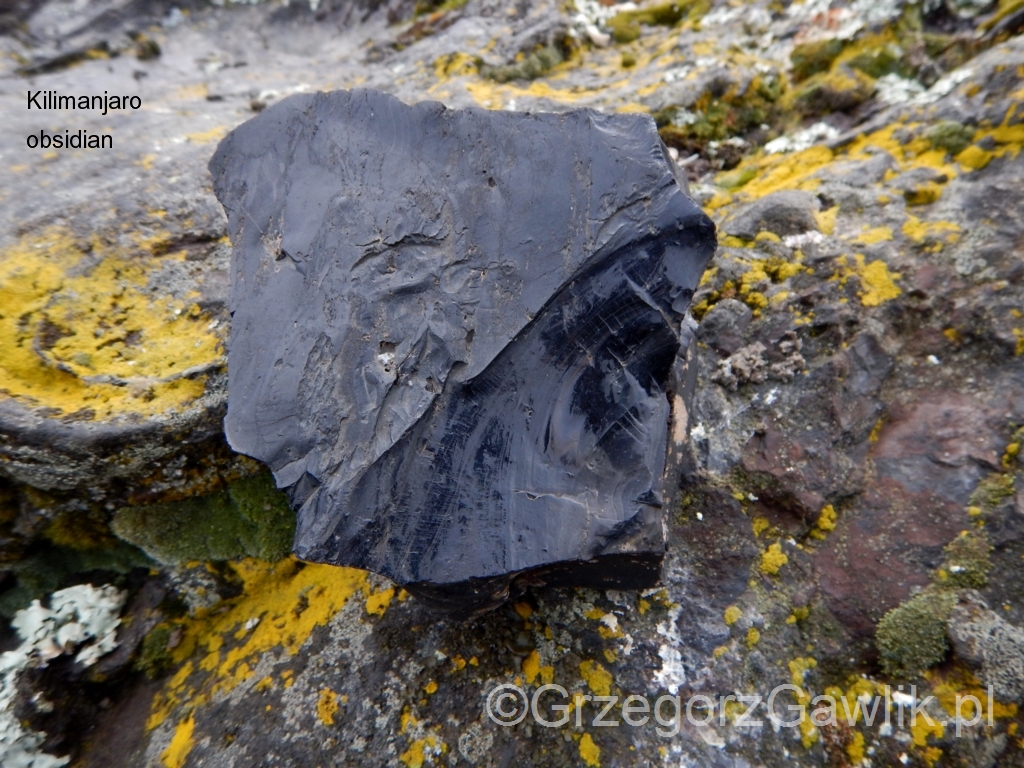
<box><xmin>210</xmin><ymin>90</ymin><xmax>715</xmax><ymax>613</ymax></box>
<box><xmin>3</xmin><ymin>0</ymin><xmax>1024</xmax><ymax>766</ymax></box>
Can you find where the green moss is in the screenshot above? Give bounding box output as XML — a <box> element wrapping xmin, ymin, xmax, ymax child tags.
<box><xmin>656</xmin><ymin>74</ymin><xmax>785</xmax><ymax>158</ymax></box>
<box><xmin>413</xmin><ymin>0</ymin><xmax>468</xmax><ymax>17</ymax></box>
<box><xmin>980</xmin><ymin>0</ymin><xmax>1024</xmax><ymax>31</ymax></box>
<box><xmin>0</xmin><ymin>481</ymin><xmax>17</xmax><ymax>528</ymax></box>
<box><xmin>621</xmin><ymin>52</ymin><xmax>636</xmax><ymax>68</ymax></box>
<box><xmin>607</xmin><ymin>0</ymin><xmax>707</xmax><ymax>44</ymax></box>
<box><xmin>792</xmin><ymin>65</ymin><xmax>876</xmax><ymax>116</ymax></box>
<box><xmin>876</xmin><ymin>590</ymin><xmax>956</xmax><ymax>677</ymax></box>
<box><xmin>111</xmin><ymin>471</ymin><xmax>295</xmax><ymax>565</ymax></box>
<box><xmin>45</xmin><ymin>506</ymin><xmax>119</xmax><ymax>551</ymax></box>
<box><xmin>926</xmin><ymin>121</ymin><xmax>975</xmax><ymax>156</ymax></box>
<box><xmin>717</xmin><ymin>167</ymin><xmax>757</xmax><ymax>190</ymax></box>
<box><xmin>607</xmin><ymin>15</ymin><xmax>643</xmax><ymax>44</ymax></box>
<box><xmin>937</xmin><ymin>531</ymin><xmax>991</xmax><ymax>589</ymax></box>
<box><xmin>846</xmin><ymin>44</ymin><xmax>910</xmax><ymax>80</ymax></box>
<box><xmin>136</xmin><ymin>625</ymin><xmax>175</xmax><ymax>679</ymax></box>
<box><xmin>968</xmin><ymin>472</ymin><xmax>1015</xmax><ymax>514</ymax></box>
<box><xmin>790</xmin><ymin>39</ymin><xmax>845</xmax><ymax>82</ymax></box>
<box><xmin>480</xmin><ymin>45</ymin><xmax>563</xmax><ymax>82</ymax></box>
<box><xmin>228</xmin><ymin>473</ymin><xmax>296</xmax><ymax>562</ymax></box>
<box><xmin>0</xmin><ymin>541</ymin><xmax>151</xmax><ymax>617</ymax></box>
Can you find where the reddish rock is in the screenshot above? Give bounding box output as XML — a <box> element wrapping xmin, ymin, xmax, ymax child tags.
<box><xmin>815</xmin><ymin>392</ymin><xmax>1005</xmax><ymax>637</ymax></box>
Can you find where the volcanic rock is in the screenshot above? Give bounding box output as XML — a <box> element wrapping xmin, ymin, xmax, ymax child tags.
<box><xmin>210</xmin><ymin>89</ymin><xmax>716</xmax><ymax>615</ymax></box>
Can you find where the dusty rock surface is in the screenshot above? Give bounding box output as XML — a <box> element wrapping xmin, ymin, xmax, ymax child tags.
<box><xmin>1</xmin><ymin>0</ymin><xmax>1023</xmax><ymax>766</ymax></box>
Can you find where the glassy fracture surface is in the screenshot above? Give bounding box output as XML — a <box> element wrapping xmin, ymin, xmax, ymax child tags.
<box><xmin>210</xmin><ymin>89</ymin><xmax>716</xmax><ymax>616</ymax></box>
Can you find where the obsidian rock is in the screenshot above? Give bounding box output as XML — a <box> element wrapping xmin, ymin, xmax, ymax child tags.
<box><xmin>210</xmin><ymin>89</ymin><xmax>716</xmax><ymax>617</ymax></box>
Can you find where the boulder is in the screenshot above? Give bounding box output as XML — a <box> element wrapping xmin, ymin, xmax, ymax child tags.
<box><xmin>210</xmin><ymin>89</ymin><xmax>716</xmax><ymax>616</ymax></box>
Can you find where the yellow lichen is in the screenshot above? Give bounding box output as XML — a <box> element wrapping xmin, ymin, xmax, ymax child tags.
<box><xmin>902</xmin><ymin>215</ymin><xmax>961</xmax><ymax>244</ymax></box>
<box><xmin>857</xmin><ymin>258</ymin><xmax>901</xmax><ymax>306</ymax></box>
<box><xmin>981</xmin><ymin>0</ymin><xmax>1024</xmax><ymax>30</ymax></box>
<box><xmin>957</xmin><ymin>145</ymin><xmax>993</xmax><ymax>170</ymax></box>
<box><xmin>147</xmin><ymin>558</ymin><xmax>369</xmax><ymax>732</ymax></box>
<box><xmin>733</xmin><ymin>145</ymin><xmax>834</xmax><ymax>202</ymax></box>
<box><xmin>579</xmin><ymin>660</ymin><xmax>613</xmax><ymax>697</ymax></box>
<box><xmin>578</xmin><ymin>733</ymin><xmax>601</xmax><ymax>767</ymax></box>
<box><xmin>760</xmin><ymin>542</ymin><xmax>788</xmax><ymax>575</ymax></box>
<box><xmin>724</xmin><ymin>606</ymin><xmax>741</xmax><ymax>625</ymax></box>
<box><xmin>847</xmin><ymin>730</ymin><xmax>865</xmax><ymax>763</ymax></box>
<box><xmin>788</xmin><ymin>657</ymin><xmax>818</xmax><ymax>747</ymax></box>
<box><xmin>786</xmin><ymin>606</ymin><xmax>810</xmax><ymax>624</ymax></box>
<box><xmin>904</xmin><ymin>180</ymin><xmax>943</xmax><ymax>206</ymax></box>
<box><xmin>161</xmin><ymin>713</ymin><xmax>195</xmax><ymax>768</ymax></box>
<box><xmin>522</xmin><ymin>649</ymin><xmax>541</xmax><ymax>684</ymax></box>
<box><xmin>434</xmin><ymin>52</ymin><xmax>478</xmax><ymax>80</ymax></box>
<box><xmin>752</xmin><ymin>516</ymin><xmax>770</xmax><ymax>536</ymax></box>
<box><xmin>869</xmin><ymin>418</ymin><xmax>884</xmax><ymax>443</ymax></box>
<box><xmin>746</xmin><ymin>627</ymin><xmax>760</xmax><ymax>647</ymax></box>
<box><xmin>0</xmin><ymin>228</ymin><xmax>222</xmax><ymax>420</ymax></box>
<box><xmin>815</xmin><ymin>206</ymin><xmax>838</xmax><ymax>235</ymax></box>
<box><xmin>745</xmin><ymin>291</ymin><xmax>768</xmax><ymax>312</ymax></box>
<box><xmin>721</xmin><ymin>234</ymin><xmax>751</xmax><ymax>248</ymax></box>
<box><xmin>366</xmin><ymin>586</ymin><xmax>396</xmax><ymax>616</ymax></box>
<box><xmin>317</xmin><ymin>688</ymin><xmax>339</xmax><ymax>725</ymax></box>
<box><xmin>185</xmin><ymin>127</ymin><xmax>227</xmax><ymax>144</ymax></box>
<box><xmin>931</xmin><ymin>667</ymin><xmax>1019</xmax><ymax>723</ymax></box>
<box><xmin>855</xmin><ymin>225</ymin><xmax>893</xmax><ymax>245</ymax></box>
<box><xmin>1004</xmin><ymin>441</ymin><xmax>1021</xmax><ymax>469</ymax></box>
<box><xmin>400</xmin><ymin>736</ymin><xmax>439</xmax><ymax>768</ymax></box>
<box><xmin>910</xmin><ymin>715</ymin><xmax>944</xmax><ymax>766</ymax></box>
<box><xmin>835</xmin><ymin>254</ymin><xmax>901</xmax><ymax>307</ymax></box>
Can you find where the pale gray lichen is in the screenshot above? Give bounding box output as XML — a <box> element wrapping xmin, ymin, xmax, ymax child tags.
<box><xmin>1</xmin><ymin>584</ymin><xmax>125</xmax><ymax>768</ymax></box>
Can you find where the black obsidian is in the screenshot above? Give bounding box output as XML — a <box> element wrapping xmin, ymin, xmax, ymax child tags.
<box><xmin>210</xmin><ymin>89</ymin><xmax>716</xmax><ymax>617</ymax></box>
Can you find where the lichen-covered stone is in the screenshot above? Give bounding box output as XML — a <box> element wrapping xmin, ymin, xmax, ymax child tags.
<box><xmin>792</xmin><ymin>64</ymin><xmax>877</xmax><ymax>116</ymax></box>
<box><xmin>2</xmin><ymin>0</ymin><xmax>1024</xmax><ymax>766</ymax></box>
<box><xmin>721</xmin><ymin>190</ymin><xmax>821</xmax><ymax>240</ymax></box>
<box><xmin>948</xmin><ymin>592</ymin><xmax>1024</xmax><ymax>701</ymax></box>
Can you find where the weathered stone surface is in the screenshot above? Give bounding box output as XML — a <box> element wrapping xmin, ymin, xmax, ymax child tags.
<box><xmin>3</xmin><ymin>0</ymin><xmax>1024</xmax><ymax>766</ymax></box>
<box><xmin>210</xmin><ymin>89</ymin><xmax>715</xmax><ymax>613</ymax></box>
<box><xmin>721</xmin><ymin>190</ymin><xmax>820</xmax><ymax>240</ymax></box>
<box><xmin>949</xmin><ymin>592</ymin><xmax>1024</xmax><ymax>701</ymax></box>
